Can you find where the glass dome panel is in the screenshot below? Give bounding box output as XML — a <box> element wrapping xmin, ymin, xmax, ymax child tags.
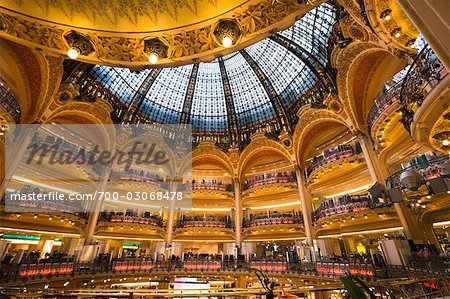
<box><xmin>86</xmin><ymin>3</ymin><xmax>338</xmax><ymax>133</ymax></box>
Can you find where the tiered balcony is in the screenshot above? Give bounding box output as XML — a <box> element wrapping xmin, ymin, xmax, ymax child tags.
<box><xmin>368</xmin><ymin>82</ymin><xmax>404</xmax><ymax>148</ymax></box>
<box><xmin>174</xmin><ymin>215</ymin><xmax>234</xmax><ymax>241</ymax></box>
<box><xmin>312</xmin><ymin>194</ymin><xmax>393</xmax><ymax>224</ymax></box>
<box><xmin>398</xmin><ymin>44</ymin><xmax>448</xmax><ymax>133</ymax></box>
<box><xmin>244</xmin><ymin>212</ymin><xmax>303</xmax><ymax>228</ymax></box>
<box><xmin>188</xmin><ymin>180</ymin><xmax>234</xmax><ymax>199</ymax></box>
<box><xmin>176</xmin><ymin>215</ymin><xmax>233</xmax><ymax>229</ymax></box>
<box><xmin>242</xmin><ymin>172</ymin><xmax>297</xmax><ymax>197</ymax></box>
<box><xmin>306</xmin><ymin>141</ymin><xmax>364</xmax><ymax>184</ymax></box>
<box><xmin>97</xmin><ymin>212</ymin><xmax>165</xmax><ymax>237</ymax></box>
<box><xmin>244</xmin><ymin>212</ymin><xmax>304</xmax><ymax>239</ymax></box>
<box><xmin>99</xmin><ymin>212</ymin><xmax>164</xmax><ymax>227</ymax></box>
<box><xmin>2</xmin><ymin>256</ymin><xmax>447</xmax><ymax>284</ymax></box>
<box><xmin>368</xmin><ymin>82</ymin><xmax>402</xmax><ymax>132</ymax></box>
<box><xmin>109</xmin><ymin>169</ymin><xmax>165</xmax><ymax>189</ymax></box>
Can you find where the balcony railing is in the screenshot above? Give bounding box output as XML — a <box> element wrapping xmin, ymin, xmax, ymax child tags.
<box><xmin>399</xmin><ymin>44</ymin><xmax>448</xmax><ymax>132</ymax></box>
<box><xmin>187</xmin><ymin>180</ymin><xmax>233</xmax><ymax>192</ymax></box>
<box><xmin>243</xmin><ymin>172</ymin><xmax>295</xmax><ymax>191</ymax></box>
<box><xmin>312</xmin><ymin>194</ymin><xmax>391</xmax><ymax>223</ymax></box>
<box><xmin>99</xmin><ymin>212</ymin><xmax>164</xmax><ymax>227</ymax></box>
<box><xmin>244</xmin><ymin>213</ymin><xmax>303</xmax><ymax>228</ymax></box>
<box><xmin>367</xmin><ymin>81</ymin><xmax>402</xmax><ymax>132</ymax></box>
<box><xmin>306</xmin><ymin>141</ymin><xmax>362</xmax><ymax>178</ymax></box>
<box><xmin>1</xmin><ymin>256</ymin><xmax>447</xmax><ymax>283</ymax></box>
<box><xmin>176</xmin><ymin>215</ymin><xmax>233</xmax><ymax>229</ymax></box>
<box><xmin>0</xmin><ymin>82</ymin><xmax>21</xmax><ymax>123</ymax></box>
<box><xmin>109</xmin><ymin>169</ymin><xmax>165</xmax><ymax>187</ymax></box>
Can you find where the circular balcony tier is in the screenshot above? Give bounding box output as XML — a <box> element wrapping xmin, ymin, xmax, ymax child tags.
<box><xmin>242</xmin><ymin>182</ymin><xmax>298</xmax><ymax>198</ymax></box>
<box><xmin>173</xmin><ymin>227</ymin><xmax>235</xmax><ymax>242</ymax></box>
<box><xmin>244</xmin><ymin>224</ymin><xmax>304</xmax><ymax>241</ymax></box>
<box><xmin>307</xmin><ymin>154</ymin><xmax>366</xmax><ymax>184</ymax></box>
<box><xmin>0</xmin><ymin>213</ymin><xmax>83</xmax><ymax>236</ymax></box>
<box><xmin>96</xmin><ymin>224</ymin><xmax>165</xmax><ymax>240</ymax></box>
<box><xmin>315</xmin><ymin>209</ymin><xmax>400</xmax><ymax>237</ymax></box>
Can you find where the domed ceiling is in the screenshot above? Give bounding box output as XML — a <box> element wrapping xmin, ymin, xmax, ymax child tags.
<box><xmin>1</xmin><ymin>0</ymin><xmax>247</xmax><ymax>32</ymax></box>
<box><xmin>80</xmin><ymin>4</ymin><xmax>337</xmax><ymax>135</ymax></box>
<box><xmin>0</xmin><ymin>0</ymin><xmax>327</xmax><ymax>67</ymax></box>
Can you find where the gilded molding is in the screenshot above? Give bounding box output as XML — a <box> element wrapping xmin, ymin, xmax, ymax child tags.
<box><xmin>0</xmin><ymin>0</ymin><xmax>322</xmax><ymax>67</ymax></box>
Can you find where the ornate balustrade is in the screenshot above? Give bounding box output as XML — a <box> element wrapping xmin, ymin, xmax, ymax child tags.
<box><xmin>187</xmin><ymin>180</ymin><xmax>233</xmax><ymax>192</ymax></box>
<box><xmin>99</xmin><ymin>212</ymin><xmax>164</xmax><ymax>227</ymax></box>
<box><xmin>2</xmin><ymin>257</ymin><xmax>447</xmax><ymax>283</ymax></box>
<box><xmin>249</xmin><ymin>260</ymin><xmax>287</xmax><ymax>272</ymax></box>
<box><xmin>176</xmin><ymin>215</ymin><xmax>232</xmax><ymax>229</ymax></box>
<box><xmin>109</xmin><ymin>169</ymin><xmax>165</xmax><ymax>187</ymax></box>
<box><xmin>0</xmin><ymin>81</ymin><xmax>21</xmax><ymax>123</ymax></box>
<box><xmin>183</xmin><ymin>260</ymin><xmax>222</xmax><ymax>270</ymax></box>
<box><xmin>316</xmin><ymin>262</ymin><xmax>375</xmax><ymax>278</ymax></box>
<box><xmin>244</xmin><ymin>213</ymin><xmax>303</xmax><ymax>228</ymax></box>
<box><xmin>17</xmin><ymin>262</ymin><xmax>75</xmax><ymax>277</ymax></box>
<box><xmin>306</xmin><ymin>141</ymin><xmax>362</xmax><ymax>178</ymax></box>
<box><xmin>112</xmin><ymin>259</ymin><xmax>155</xmax><ymax>272</ymax></box>
<box><xmin>367</xmin><ymin>81</ymin><xmax>402</xmax><ymax>132</ymax></box>
<box><xmin>243</xmin><ymin>172</ymin><xmax>295</xmax><ymax>191</ymax></box>
<box><xmin>399</xmin><ymin>44</ymin><xmax>448</xmax><ymax>132</ymax></box>
<box><xmin>312</xmin><ymin>194</ymin><xmax>391</xmax><ymax>223</ymax></box>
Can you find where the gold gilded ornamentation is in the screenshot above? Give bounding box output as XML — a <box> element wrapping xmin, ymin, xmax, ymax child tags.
<box><xmin>0</xmin><ymin>0</ymin><xmax>320</xmax><ymax>65</ymax></box>
<box><xmin>64</xmin><ymin>31</ymin><xmax>95</xmax><ymax>56</ymax></box>
<box><xmin>0</xmin><ymin>14</ymin><xmax>65</xmax><ymax>49</ymax></box>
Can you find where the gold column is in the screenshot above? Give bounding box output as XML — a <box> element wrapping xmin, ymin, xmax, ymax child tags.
<box><xmin>396</xmin><ymin>0</ymin><xmax>450</xmax><ymax>70</ymax></box>
<box><xmin>234</xmin><ymin>177</ymin><xmax>242</xmax><ymax>248</ymax></box>
<box><xmin>84</xmin><ymin>166</ymin><xmax>111</xmax><ymax>244</ymax></box>
<box><xmin>164</xmin><ymin>179</ymin><xmax>179</xmax><ymax>248</ymax></box>
<box><xmin>1</xmin><ymin>125</ymin><xmax>36</xmax><ymax>199</ymax></box>
<box><xmin>357</xmin><ymin>133</ymin><xmax>427</xmax><ymax>241</ymax></box>
<box><xmin>295</xmin><ymin>166</ymin><xmax>315</xmax><ymax>246</ymax></box>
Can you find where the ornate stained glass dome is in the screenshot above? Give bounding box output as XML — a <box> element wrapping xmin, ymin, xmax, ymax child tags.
<box><xmin>72</xmin><ymin>4</ymin><xmax>338</xmax><ymax>145</ymax></box>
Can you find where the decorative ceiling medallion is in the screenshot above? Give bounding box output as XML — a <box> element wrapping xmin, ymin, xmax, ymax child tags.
<box><xmin>0</xmin><ymin>0</ymin><xmax>321</xmax><ymax>67</ymax></box>
<box><xmin>143</xmin><ymin>37</ymin><xmax>169</xmax><ymax>63</ymax></box>
<box><xmin>212</xmin><ymin>19</ymin><xmax>242</xmax><ymax>48</ymax></box>
<box><xmin>64</xmin><ymin>31</ymin><xmax>95</xmax><ymax>56</ymax></box>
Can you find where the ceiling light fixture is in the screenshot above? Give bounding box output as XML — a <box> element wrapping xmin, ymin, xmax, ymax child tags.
<box><xmin>148</xmin><ymin>53</ymin><xmax>158</xmax><ymax>64</ymax></box>
<box><xmin>380</xmin><ymin>9</ymin><xmax>392</xmax><ymax>21</ymax></box>
<box><xmin>144</xmin><ymin>38</ymin><xmax>169</xmax><ymax>65</ymax></box>
<box><xmin>67</xmin><ymin>48</ymin><xmax>80</xmax><ymax>59</ymax></box>
<box><xmin>222</xmin><ymin>36</ymin><xmax>233</xmax><ymax>48</ymax></box>
<box><xmin>213</xmin><ymin>19</ymin><xmax>241</xmax><ymax>48</ymax></box>
<box><xmin>64</xmin><ymin>31</ymin><xmax>94</xmax><ymax>59</ymax></box>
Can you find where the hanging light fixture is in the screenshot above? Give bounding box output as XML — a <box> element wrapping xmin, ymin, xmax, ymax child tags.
<box><xmin>143</xmin><ymin>37</ymin><xmax>169</xmax><ymax>65</ymax></box>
